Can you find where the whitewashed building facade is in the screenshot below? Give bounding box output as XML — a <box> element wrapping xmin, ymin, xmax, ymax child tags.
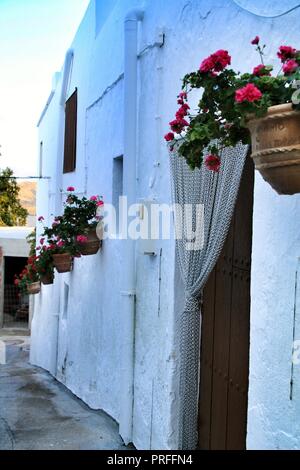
<box><xmin>31</xmin><ymin>0</ymin><xmax>300</xmax><ymax>450</ymax></box>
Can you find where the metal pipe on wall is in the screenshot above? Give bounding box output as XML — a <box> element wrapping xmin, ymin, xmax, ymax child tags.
<box><xmin>119</xmin><ymin>8</ymin><xmax>144</xmax><ymax>445</ymax></box>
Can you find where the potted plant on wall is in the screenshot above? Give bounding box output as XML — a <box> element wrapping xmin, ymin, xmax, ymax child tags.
<box><xmin>165</xmin><ymin>38</ymin><xmax>300</xmax><ymax>195</ymax></box>
<box><xmin>51</xmin><ymin>245</ymin><xmax>74</xmax><ymax>274</ymax></box>
<box><xmin>63</xmin><ymin>187</ymin><xmax>104</xmax><ymax>256</ymax></box>
<box><xmin>40</xmin><ymin>217</ymin><xmax>78</xmax><ymax>274</ymax></box>
<box><xmin>14</xmin><ymin>257</ymin><xmax>41</xmax><ymax>295</ymax></box>
<box><xmin>36</xmin><ymin>188</ymin><xmax>104</xmax><ymax>275</ymax></box>
<box><xmin>36</xmin><ymin>241</ymin><xmax>55</xmax><ymax>285</ymax></box>
<box><xmin>42</xmin><ymin>238</ymin><xmax>77</xmax><ymax>274</ymax></box>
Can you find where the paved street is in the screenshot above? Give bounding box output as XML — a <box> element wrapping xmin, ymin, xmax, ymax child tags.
<box><xmin>0</xmin><ymin>329</ymin><xmax>127</xmax><ymax>450</ymax></box>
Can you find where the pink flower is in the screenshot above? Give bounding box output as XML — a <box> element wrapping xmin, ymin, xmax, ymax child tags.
<box><xmin>36</xmin><ymin>246</ymin><xmax>41</xmax><ymax>251</ymax></box>
<box><xmin>40</xmin><ymin>238</ymin><xmax>45</xmax><ymax>245</ymax></box>
<box><xmin>283</xmin><ymin>59</ymin><xmax>298</xmax><ymax>75</ymax></box>
<box><xmin>252</xmin><ymin>64</ymin><xmax>270</xmax><ymax>77</ymax></box>
<box><xmin>57</xmin><ymin>240</ymin><xmax>65</xmax><ymax>248</ymax></box>
<box><xmin>277</xmin><ymin>45</ymin><xmax>297</xmax><ymax>62</ymax></box>
<box><xmin>164</xmin><ymin>132</ymin><xmax>175</xmax><ymax>142</ymax></box>
<box><xmin>67</xmin><ymin>186</ymin><xmax>75</xmax><ymax>192</ymax></box>
<box><xmin>178</xmin><ymin>91</ymin><xmax>187</xmax><ymax>99</ymax></box>
<box><xmin>235</xmin><ymin>83</ymin><xmax>262</xmax><ymax>103</ymax></box>
<box><xmin>96</xmin><ymin>200</ymin><xmax>104</xmax><ymax>207</ymax></box>
<box><xmin>213</xmin><ymin>50</ymin><xmax>231</xmax><ymax>71</ymax></box>
<box><xmin>177</xmin><ymin>91</ymin><xmax>187</xmax><ymax>104</ymax></box>
<box><xmin>90</xmin><ymin>196</ymin><xmax>98</xmax><ymax>201</ymax></box>
<box><xmin>205</xmin><ymin>154</ymin><xmax>221</xmax><ymax>172</ymax></box>
<box><xmin>200</xmin><ymin>55</ymin><xmax>216</xmax><ymax>73</ymax></box>
<box><xmin>199</xmin><ymin>50</ymin><xmax>231</xmax><ymax>74</ymax></box>
<box><xmin>38</xmin><ymin>216</ymin><xmax>44</xmax><ymax>222</ymax></box>
<box><xmin>76</xmin><ymin>235</ymin><xmax>88</xmax><ymax>244</ymax></box>
<box><xmin>169</xmin><ymin>118</ymin><xmax>189</xmax><ymax>134</ymax></box>
<box><xmin>251</xmin><ymin>36</ymin><xmax>260</xmax><ymax>45</ymax></box>
<box><xmin>176</xmin><ymin>103</ymin><xmax>190</xmax><ymax>119</ymax></box>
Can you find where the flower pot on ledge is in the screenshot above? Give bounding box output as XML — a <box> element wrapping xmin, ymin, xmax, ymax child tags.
<box><xmin>78</xmin><ymin>227</ymin><xmax>102</xmax><ymax>256</ymax></box>
<box><xmin>52</xmin><ymin>253</ymin><xmax>73</xmax><ymax>273</ymax></box>
<box><xmin>27</xmin><ymin>282</ymin><xmax>41</xmax><ymax>295</ymax></box>
<box><xmin>246</xmin><ymin>103</ymin><xmax>300</xmax><ymax>195</ymax></box>
<box><xmin>41</xmin><ymin>273</ymin><xmax>54</xmax><ymax>285</ymax></box>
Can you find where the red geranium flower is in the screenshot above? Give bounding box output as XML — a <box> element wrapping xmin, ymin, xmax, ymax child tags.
<box><xmin>213</xmin><ymin>50</ymin><xmax>231</xmax><ymax>71</ymax></box>
<box><xmin>277</xmin><ymin>45</ymin><xmax>297</xmax><ymax>62</ymax></box>
<box><xmin>164</xmin><ymin>132</ymin><xmax>175</xmax><ymax>142</ymax></box>
<box><xmin>200</xmin><ymin>49</ymin><xmax>231</xmax><ymax>74</ymax></box>
<box><xmin>252</xmin><ymin>64</ymin><xmax>270</xmax><ymax>77</ymax></box>
<box><xmin>76</xmin><ymin>235</ymin><xmax>88</xmax><ymax>243</ymax></box>
<box><xmin>283</xmin><ymin>59</ymin><xmax>298</xmax><ymax>75</ymax></box>
<box><xmin>251</xmin><ymin>36</ymin><xmax>260</xmax><ymax>45</ymax></box>
<box><xmin>205</xmin><ymin>154</ymin><xmax>221</xmax><ymax>172</ymax></box>
<box><xmin>235</xmin><ymin>83</ymin><xmax>262</xmax><ymax>103</ymax></box>
<box><xmin>178</xmin><ymin>91</ymin><xmax>187</xmax><ymax>99</ymax></box>
<box><xmin>175</xmin><ymin>103</ymin><xmax>190</xmax><ymax>119</ymax></box>
<box><xmin>169</xmin><ymin>118</ymin><xmax>189</xmax><ymax>134</ymax></box>
<box><xmin>177</xmin><ymin>91</ymin><xmax>188</xmax><ymax>105</ymax></box>
<box><xmin>67</xmin><ymin>186</ymin><xmax>75</xmax><ymax>192</ymax></box>
<box><xmin>199</xmin><ymin>56</ymin><xmax>215</xmax><ymax>73</ymax></box>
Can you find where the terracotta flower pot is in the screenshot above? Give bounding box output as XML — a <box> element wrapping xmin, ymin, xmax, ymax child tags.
<box><xmin>246</xmin><ymin>103</ymin><xmax>300</xmax><ymax>195</ymax></box>
<box><xmin>52</xmin><ymin>253</ymin><xmax>73</xmax><ymax>273</ymax></box>
<box><xmin>78</xmin><ymin>227</ymin><xmax>102</xmax><ymax>256</ymax></box>
<box><xmin>41</xmin><ymin>273</ymin><xmax>54</xmax><ymax>285</ymax></box>
<box><xmin>27</xmin><ymin>281</ymin><xmax>41</xmax><ymax>295</ymax></box>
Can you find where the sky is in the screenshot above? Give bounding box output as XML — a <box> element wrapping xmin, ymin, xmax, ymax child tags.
<box><xmin>0</xmin><ymin>0</ymin><xmax>90</xmax><ymax>177</ymax></box>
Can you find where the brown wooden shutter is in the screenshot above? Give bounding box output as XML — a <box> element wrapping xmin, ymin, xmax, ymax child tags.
<box><xmin>63</xmin><ymin>88</ymin><xmax>77</xmax><ymax>173</ymax></box>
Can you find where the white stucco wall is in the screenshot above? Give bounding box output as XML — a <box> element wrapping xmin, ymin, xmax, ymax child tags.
<box><xmin>0</xmin><ymin>227</ymin><xmax>32</xmax><ymax>258</ymax></box>
<box><xmin>30</xmin><ymin>0</ymin><xmax>300</xmax><ymax>450</ymax></box>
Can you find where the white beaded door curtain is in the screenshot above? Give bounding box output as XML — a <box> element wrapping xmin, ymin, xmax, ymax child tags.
<box><xmin>169</xmin><ymin>141</ymin><xmax>248</xmax><ymax>449</ymax></box>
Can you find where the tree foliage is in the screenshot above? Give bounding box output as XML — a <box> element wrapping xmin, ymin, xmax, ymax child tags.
<box><xmin>0</xmin><ymin>167</ymin><xmax>28</xmax><ymax>226</ymax></box>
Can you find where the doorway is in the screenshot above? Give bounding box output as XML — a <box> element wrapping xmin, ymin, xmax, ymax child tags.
<box><xmin>198</xmin><ymin>155</ymin><xmax>254</xmax><ymax>450</ymax></box>
<box><xmin>3</xmin><ymin>256</ymin><xmax>29</xmax><ymax>328</ymax></box>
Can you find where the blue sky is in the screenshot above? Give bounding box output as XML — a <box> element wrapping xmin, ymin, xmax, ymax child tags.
<box><xmin>0</xmin><ymin>0</ymin><xmax>90</xmax><ymax>177</ymax></box>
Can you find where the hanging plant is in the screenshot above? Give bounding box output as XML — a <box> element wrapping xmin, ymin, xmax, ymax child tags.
<box><xmin>14</xmin><ymin>256</ymin><xmax>40</xmax><ymax>295</ymax></box>
<box><xmin>63</xmin><ymin>187</ymin><xmax>104</xmax><ymax>256</ymax></box>
<box><xmin>165</xmin><ymin>38</ymin><xmax>300</xmax><ymax>194</ymax></box>
<box><xmin>35</xmin><ymin>241</ymin><xmax>55</xmax><ymax>285</ymax></box>
<box><xmin>36</xmin><ymin>187</ymin><xmax>104</xmax><ymax>274</ymax></box>
<box><xmin>37</xmin><ymin>238</ymin><xmax>76</xmax><ymax>274</ymax></box>
<box><xmin>37</xmin><ymin>213</ymin><xmax>79</xmax><ymax>274</ymax></box>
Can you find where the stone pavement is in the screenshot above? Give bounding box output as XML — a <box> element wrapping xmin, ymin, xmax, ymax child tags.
<box><xmin>0</xmin><ymin>329</ymin><xmax>128</xmax><ymax>450</ymax></box>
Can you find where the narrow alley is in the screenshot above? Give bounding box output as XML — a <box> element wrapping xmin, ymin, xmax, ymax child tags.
<box><xmin>0</xmin><ymin>329</ymin><xmax>128</xmax><ymax>451</ymax></box>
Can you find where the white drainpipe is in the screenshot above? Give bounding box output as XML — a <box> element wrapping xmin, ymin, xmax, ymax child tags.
<box><xmin>119</xmin><ymin>8</ymin><xmax>144</xmax><ymax>445</ymax></box>
<box><xmin>50</xmin><ymin>49</ymin><xmax>74</xmax><ymax>377</ymax></box>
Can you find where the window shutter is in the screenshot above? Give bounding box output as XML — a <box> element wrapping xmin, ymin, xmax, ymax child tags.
<box><xmin>63</xmin><ymin>88</ymin><xmax>77</xmax><ymax>173</ymax></box>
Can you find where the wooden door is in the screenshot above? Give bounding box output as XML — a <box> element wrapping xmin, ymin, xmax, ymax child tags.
<box><xmin>198</xmin><ymin>155</ymin><xmax>254</xmax><ymax>450</ymax></box>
